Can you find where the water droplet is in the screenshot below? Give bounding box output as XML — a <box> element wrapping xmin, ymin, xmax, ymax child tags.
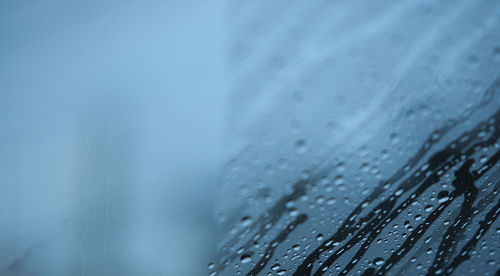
<box><xmin>374</xmin><ymin>257</ymin><xmax>385</xmax><ymax>266</ymax></box>
<box><xmin>390</xmin><ymin>133</ymin><xmax>400</xmax><ymax>144</ymax></box>
<box><xmin>327</xmin><ymin>197</ymin><xmax>336</xmax><ymax>205</ymax></box>
<box><xmin>316</xmin><ymin>196</ymin><xmax>325</xmax><ymax>204</ymax></box>
<box><xmin>241</xmin><ymin>216</ymin><xmax>252</xmax><ymax>227</ymax></box>
<box><xmin>294</xmin><ymin>139</ymin><xmax>307</xmax><ymax>154</ymax></box>
<box><xmin>425</xmin><ymin>236</ymin><xmax>432</xmax><ymax>244</ymax></box>
<box><xmin>468</xmin><ymin>54</ymin><xmax>479</xmax><ymax>69</ymax></box>
<box><xmin>277</xmin><ymin>269</ymin><xmax>286</xmax><ymax>275</ymax></box>
<box><xmin>289</xmin><ymin>208</ymin><xmax>299</xmax><ymax>217</ymax></box>
<box><xmin>299</xmin><ymin>170</ymin><xmax>311</xmax><ymax>180</ymax></box>
<box><xmin>438</xmin><ymin>191</ymin><xmax>449</xmax><ymax>203</ymax></box>
<box><xmin>336</xmin><ymin>162</ymin><xmax>346</xmax><ymax>173</ymax></box>
<box><xmin>381</xmin><ymin>150</ymin><xmax>390</xmax><ymax>160</ymax></box>
<box><xmin>240</xmin><ymin>254</ymin><xmax>252</xmax><ymax>264</ymax></box>
<box><xmin>479</xmin><ymin>155</ymin><xmax>488</xmax><ymax>163</ymax></box>
<box><xmin>493</xmin><ymin>47</ymin><xmax>500</xmax><ymax>62</ymax></box>
<box><xmin>334</xmin><ymin>175</ymin><xmax>344</xmax><ymax>186</ymax></box>
<box><xmin>406</xmin><ymin>109</ymin><xmax>416</xmax><ymax>120</ymax></box>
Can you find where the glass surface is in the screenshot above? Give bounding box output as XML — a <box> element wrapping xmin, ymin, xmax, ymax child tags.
<box><xmin>214</xmin><ymin>1</ymin><xmax>500</xmax><ymax>275</ymax></box>
<box><xmin>1</xmin><ymin>1</ymin><xmax>500</xmax><ymax>276</ymax></box>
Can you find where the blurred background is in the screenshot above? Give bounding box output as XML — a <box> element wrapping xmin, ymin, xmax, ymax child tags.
<box><xmin>1</xmin><ymin>1</ymin><xmax>226</xmax><ymax>275</ymax></box>
<box><xmin>1</xmin><ymin>0</ymin><xmax>500</xmax><ymax>276</ymax></box>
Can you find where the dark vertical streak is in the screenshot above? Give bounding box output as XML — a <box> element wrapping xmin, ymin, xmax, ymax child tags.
<box><xmin>247</xmin><ymin>214</ymin><xmax>307</xmax><ymax>276</ymax></box>
<box><xmin>444</xmin><ymin>198</ymin><xmax>500</xmax><ymax>275</ymax></box>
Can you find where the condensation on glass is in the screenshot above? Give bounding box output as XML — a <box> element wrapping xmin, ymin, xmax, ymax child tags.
<box><xmin>212</xmin><ymin>1</ymin><xmax>500</xmax><ymax>276</ymax></box>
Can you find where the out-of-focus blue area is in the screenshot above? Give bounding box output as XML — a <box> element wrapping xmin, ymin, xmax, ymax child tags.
<box><xmin>0</xmin><ymin>1</ymin><xmax>226</xmax><ymax>275</ymax></box>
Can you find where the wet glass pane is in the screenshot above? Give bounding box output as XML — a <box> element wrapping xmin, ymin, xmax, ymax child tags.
<box><xmin>2</xmin><ymin>1</ymin><xmax>500</xmax><ymax>276</ymax></box>
<box><xmin>213</xmin><ymin>1</ymin><xmax>500</xmax><ymax>276</ymax></box>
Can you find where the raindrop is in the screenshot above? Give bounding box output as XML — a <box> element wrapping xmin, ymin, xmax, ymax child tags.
<box><xmin>381</xmin><ymin>150</ymin><xmax>390</xmax><ymax>160</ymax></box>
<box><xmin>374</xmin><ymin>257</ymin><xmax>385</xmax><ymax>266</ymax></box>
<box><xmin>241</xmin><ymin>216</ymin><xmax>252</xmax><ymax>227</ymax></box>
<box><xmin>468</xmin><ymin>54</ymin><xmax>479</xmax><ymax>69</ymax></box>
<box><xmin>479</xmin><ymin>155</ymin><xmax>488</xmax><ymax>163</ymax></box>
<box><xmin>277</xmin><ymin>269</ymin><xmax>286</xmax><ymax>275</ymax></box>
<box><xmin>334</xmin><ymin>175</ymin><xmax>344</xmax><ymax>186</ymax></box>
<box><xmin>294</xmin><ymin>139</ymin><xmax>307</xmax><ymax>154</ymax></box>
<box><xmin>289</xmin><ymin>208</ymin><xmax>299</xmax><ymax>217</ymax></box>
<box><xmin>299</xmin><ymin>170</ymin><xmax>311</xmax><ymax>180</ymax></box>
<box><xmin>327</xmin><ymin>197</ymin><xmax>336</xmax><ymax>205</ymax></box>
<box><xmin>493</xmin><ymin>47</ymin><xmax>500</xmax><ymax>62</ymax></box>
<box><xmin>425</xmin><ymin>236</ymin><xmax>432</xmax><ymax>244</ymax></box>
<box><xmin>438</xmin><ymin>191</ymin><xmax>449</xmax><ymax>203</ymax></box>
<box><xmin>336</xmin><ymin>162</ymin><xmax>346</xmax><ymax>173</ymax></box>
<box><xmin>240</xmin><ymin>254</ymin><xmax>252</xmax><ymax>264</ymax></box>
<box><xmin>277</xmin><ymin>158</ymin><xmax>287</xmax><ymax>169</ymax></box>
<box><xmin>390</xmin><ymin>133</ymin><xmax>400</xmax><ymax>144</ymax></box>
<box><xmin>316</xmin><ymin>196</ymin><xmax>325</xmax><ymax>205</ymax></box>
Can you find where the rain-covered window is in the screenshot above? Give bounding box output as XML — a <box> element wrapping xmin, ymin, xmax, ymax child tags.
<box><xmin>213</xmin><ymin>1</ymin><xmax>500</xmax><ymax>276</ymax></box>
<box><xmin>1</xmin><ymin>1</ymin><xmax>499</xmax><ymax>276</ymax></box>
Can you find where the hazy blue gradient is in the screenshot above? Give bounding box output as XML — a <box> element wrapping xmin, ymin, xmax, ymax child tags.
<box><xmin>1</xmin><ymin>1</ymin><xmax>225</xmax><ymax>275</ymax></box>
